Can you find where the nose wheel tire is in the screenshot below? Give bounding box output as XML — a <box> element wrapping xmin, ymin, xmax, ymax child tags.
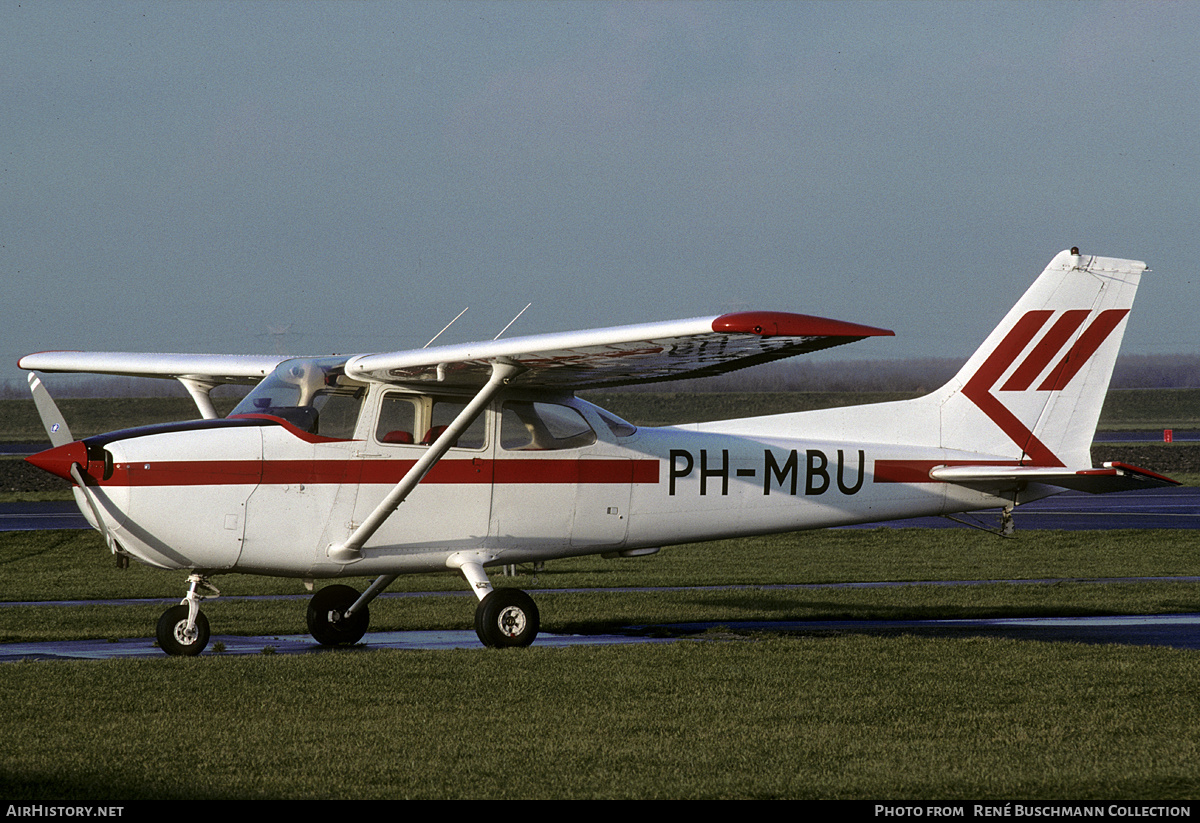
<box><xmin>156</xmin><ymin>604</ymin><xmax>210</xmax><ymax>656</ymax></box>
<box><xmin>307</xmin><ymin>585</ymin><xmax>370</xmax><ymax>646</ymax></box>
<box><xmin>474</xmin><ymin>588</ymin><xmax>539</xmax><ymax>648</ymax></box>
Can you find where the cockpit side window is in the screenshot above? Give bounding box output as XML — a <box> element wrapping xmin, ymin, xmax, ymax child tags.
<box><xmin>501</xmin><ymin>401</ymin><xmax>596</xmax><ymax>451</ymax></box>
<box><xmin>375</xmin><ymin>394</ymin><xmax>418</xmax><ymax>445</ymax></box>
<box><xmin>314</xmin><ymin>393</ymin><xmax>365</xmax><ymax>439</ymax></box>
<box><xmin>373</xmin><ymin>393</ymin><xmax>487</xmax><ymax>450</ymax></box>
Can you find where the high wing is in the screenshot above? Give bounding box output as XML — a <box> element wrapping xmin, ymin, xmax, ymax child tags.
<box><xmin>345</xmin><ymin>312</ymin><xmax>894</xmax><ymax>389</ymax></box>
<box><xmin>17</xmin><ymin>351</ymin><xmax>286</xmax><ymax>419</ymax></box>
<box><xmin>17</xmin><ymin>351</ymin><xmax>285</xmax><ymax>384</ymax></box>
<box><xmin>17</xmin><ymin>311</ymin><xmax>893</xmax><ymax>399</ymax></box>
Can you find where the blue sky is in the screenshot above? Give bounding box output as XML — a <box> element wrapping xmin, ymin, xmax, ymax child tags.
<box><xmin>4</xmin><ymin>1</ymin><xmax>1198</xmax><ymax>380</ymax></box>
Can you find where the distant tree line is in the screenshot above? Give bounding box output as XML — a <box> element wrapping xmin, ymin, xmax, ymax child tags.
<box><xmin>1111</xmin><ymin>355</ymin><xmax>1200</xmax><ymax>389</ymax></box>
<box><xmin>4</xmin><ymin>354</ymin><xmax>1199</xmax><ymax>399</ymax></box>
<box><xmin>0</xmin><ymin>375</ymin><xmax>250</xmax><ymax>400</ymax></box>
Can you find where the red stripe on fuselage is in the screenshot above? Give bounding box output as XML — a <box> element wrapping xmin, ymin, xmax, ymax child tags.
<box><xmin>99</xmin><ymin>458</ymin><xmax>660</xmax><ymax>487</ymax></box>
<box><xmin>873</xmin><ymin>459</ymin><xmax>1022</xmax><ymax>483</ymax></box>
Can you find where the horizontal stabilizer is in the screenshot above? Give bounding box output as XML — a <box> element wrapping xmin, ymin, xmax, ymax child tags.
<box><xmin>930</xmin><ymin>462</ymin><xmax>1180</xmax><ymax>495</ymax></box>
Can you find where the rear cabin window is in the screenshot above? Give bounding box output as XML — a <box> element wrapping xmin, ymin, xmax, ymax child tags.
<box><xmin>501</xmin><ymin>401</ymin><xmax>596</xmax><ymax>451</ymax></box>
<box><xmin>429</xmin><ymin>398</ymin><xmax>486</xmax><ymax>449</ymax></box>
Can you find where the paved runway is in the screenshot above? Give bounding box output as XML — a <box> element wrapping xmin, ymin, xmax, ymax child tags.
<box><xmin>0</xmin><ymin>627</ymin><xmax>674</xmax><ymax>662</ymax></box>
<box><xmin>0</xmin><ymin>501</ymin><xmax>87</xmax><ymax>530</ymax></box>
<box><xmin>841</xmin><ymin>487</ymin><xmax>1200</xmax><ymax>530</ymax></box>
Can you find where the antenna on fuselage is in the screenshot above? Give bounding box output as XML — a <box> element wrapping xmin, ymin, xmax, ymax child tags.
<box><xmin>423</xmin><ymin>307</ymin><xmax>469</xmax><ymax>348</ymax></box>
<box><xmin>494</xmin><ymin>303</ymin><xmax>532</xmax><ymax>340</ymax></box>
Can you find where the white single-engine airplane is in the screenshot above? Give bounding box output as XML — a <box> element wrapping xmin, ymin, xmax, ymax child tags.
<box><xmin>20</xmin><ymin>249</ymin><xmax>1177</xmax><ymax>655</ymax></box>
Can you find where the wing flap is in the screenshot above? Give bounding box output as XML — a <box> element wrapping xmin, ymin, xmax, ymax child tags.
<box><xmin>346</xmin><ymin>312</ymin><xmax>893</xmax><ymax>389</ymax></box>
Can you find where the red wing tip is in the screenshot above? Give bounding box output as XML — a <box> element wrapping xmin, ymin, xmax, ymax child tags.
<box><xmin>712</xmin><ymin>311</ymin><xmax>894</xmax><ymax>339</ymax></box>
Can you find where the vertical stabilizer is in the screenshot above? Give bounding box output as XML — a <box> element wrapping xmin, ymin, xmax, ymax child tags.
<box><xmin>935</xmin><ymin>249</ymin><xmax>1146</xmax><ymax>467</ymax></box>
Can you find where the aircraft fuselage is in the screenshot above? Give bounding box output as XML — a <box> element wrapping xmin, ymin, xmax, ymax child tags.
<box><xmin>56</xmin><ymin>387</ymin><xmax>1018</xmax><ymax>578</ymax></box>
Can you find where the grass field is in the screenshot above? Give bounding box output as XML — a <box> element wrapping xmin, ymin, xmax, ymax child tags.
<box><xmin>3</xmin><ymin>528</ymin><xmax>1200</xmax><ymax>800</ymax></box>
<box><xmin>4</xmin><ymin>637</ymin><xmax>1199</xmax><ymax>800</ymax></box>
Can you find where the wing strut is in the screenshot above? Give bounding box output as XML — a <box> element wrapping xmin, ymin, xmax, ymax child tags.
<box><xmin>177</xmin><ymin>378</ymin><xmax>220</xmax><ymax>419</ymax></box>
<box><xmin>328</xmin><ymin>360</ymin><xmax>522</xmax><ymax>562</ymax></box>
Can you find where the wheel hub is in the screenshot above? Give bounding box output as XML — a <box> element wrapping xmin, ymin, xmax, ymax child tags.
<box><xmin>497</xmin><ymin>606</ymin><xmax>526</xmax><ymax>637</ymax></box>
<box><xmin>173</xmin><ymin>621</ymin><xmax>198</xmax><ymax>645</ymax></box>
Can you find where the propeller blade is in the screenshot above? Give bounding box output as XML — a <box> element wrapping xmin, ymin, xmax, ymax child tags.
<box><xmin>27</xmin><ymin>373</ymin><xmax>73</xmax><ymax>447</ymax></box>
<box><xmin>69</xmin><ymin>463</ymin><xmax>116</xmax><ymax>550</ymax></box>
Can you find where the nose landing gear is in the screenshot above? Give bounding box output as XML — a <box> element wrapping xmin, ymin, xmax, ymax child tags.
<box><xmin>157</xmin><ymin>573</ymin><xmax>218</xmax><ymax>656</ymax></box>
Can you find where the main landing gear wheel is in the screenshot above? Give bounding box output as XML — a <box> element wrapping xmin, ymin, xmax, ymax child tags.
<box><xmin>156</xmin><ymin>604</ymin><xmax>210</xmax><ymax>656</ymax></box>
<box><xmin>474</xmin><ymin>588</ymin><xmax>540</xmax><ymax>648</ymax></box>
<box><xmin>307</xmin><ymin>585</ymin><xmax>370</xmax><ymax>646</ymax></box>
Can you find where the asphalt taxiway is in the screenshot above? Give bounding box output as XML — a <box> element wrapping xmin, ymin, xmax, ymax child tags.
<box><xmin>5</xmin><ymin>580</ymin><xmax>1200</xmax><ymax>661</ymax></box>
<box><xmin>4</xmin><ymin>613</ymin><xmax>1200</xmax><ymax>662</ymax></box>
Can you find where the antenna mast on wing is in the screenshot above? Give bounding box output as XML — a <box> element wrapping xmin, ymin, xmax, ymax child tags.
<box><xmin>494</xmin><ymin>303</ymin><xmax>532</xmax><ymax>340</ymax></box>
<box><xmin>423</xmin><ymin>307</ymin><xmax>469</xmax><ymax>349</ymax></box>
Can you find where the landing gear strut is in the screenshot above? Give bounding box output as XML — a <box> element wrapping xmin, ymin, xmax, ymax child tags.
<box><xmin>157</xmin><ymin>573</ymin><xmax>217</xmax><ymax>656</ymax></box>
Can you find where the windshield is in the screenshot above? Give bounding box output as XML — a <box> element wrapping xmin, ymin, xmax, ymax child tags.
<box><xmin>230</xmin><ymin>357</ymin><xmax>365</xmax><ymax>438</ymax></box>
